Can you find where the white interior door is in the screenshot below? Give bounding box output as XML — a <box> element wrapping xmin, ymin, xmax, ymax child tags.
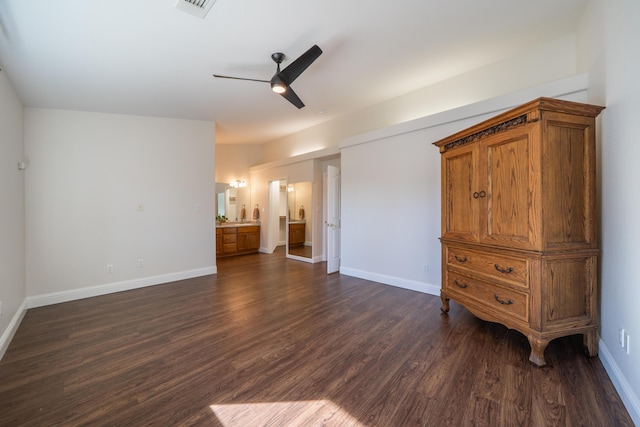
<box><xmin>327</xmin><ymin>165</ymin><xmax>341</xmax><ymax>273</ymax></box>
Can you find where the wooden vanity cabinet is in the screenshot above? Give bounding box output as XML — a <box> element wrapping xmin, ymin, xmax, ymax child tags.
<box><xmin>216</xmin><ymin>225</ymin><xmax>260</xmax><ymax>257</ymax></box>
<box><xmin>434</xmin><ymin>97</ymin><xmax>604</xmax><ymax>366</ymax></box>
<box><xmin>237</xmin><ymin>226</ymin><xmax>260</xmax><ymax>252</ymax></box>
<box><xmin>289</xmin><ymin>223</ymin><xmax>305</xmax><ymax>247</ymax></box>
<box><xmin>216</xmin><ymin>228</ymin><xmax>222</xmax><ymax>256</ymax></box>
<box><xmin>222</xmin><ymin>227</ymin><xmax>238</xmax><ymax>255</ymax></box>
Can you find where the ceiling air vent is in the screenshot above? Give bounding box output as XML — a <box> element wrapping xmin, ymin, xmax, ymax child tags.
<box><xmin>175</xmin><ymin>0</ymin><xmax>217</xmax><ymax>19</ymax></box>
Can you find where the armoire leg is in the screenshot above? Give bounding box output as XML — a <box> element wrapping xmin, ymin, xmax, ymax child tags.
<box><xmin>528</xmin><ymin>335</ymin><xmax>549</xmax><ymax>367</ymax></box>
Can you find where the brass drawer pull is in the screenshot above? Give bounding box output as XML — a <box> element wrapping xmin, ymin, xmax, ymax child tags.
<box><xmin>454</xmin><ymin>255</ymin><xmax>468</xmax><ymax>263</ymax></box>
<box><xmin>494</xmin><ymin>264</ymin><xmax>514</xmax><ymax>274</ymax></box>
<box><xmin>454</xmin><ymin>279</ymin><xmax>468</xmax><ymax>289</ymax></box>
<box><xmin>494</xmin><ymin>294</ymin><xmax>513</xmax><ymax>305</ymax></box>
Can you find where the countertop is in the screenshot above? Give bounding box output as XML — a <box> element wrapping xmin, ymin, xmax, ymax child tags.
<box><xmin>216</xmin><ymin>221</ymin><xmax>261</xmax><ymax>228</ymax></box>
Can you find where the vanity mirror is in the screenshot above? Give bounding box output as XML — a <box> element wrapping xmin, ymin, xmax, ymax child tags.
<box><xmin>215</xmin><ymin>182</ymin><xmax>251</xmax><ymax>222</ymax></box>
<box><xmin>286</xmin><ymin>181</ymin><xmax>312</xmax><ymax>260</ymax></box>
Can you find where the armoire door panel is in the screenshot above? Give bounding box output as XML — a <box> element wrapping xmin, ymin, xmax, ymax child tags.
<box><xmin>442</xmin><ymin>145</ymin><xmax>478</xmax><ymax>242</ymax></box>
<box><xmin>480</xmin><ymin>126</ymin><xmax>541</xmax><ymax>250</ymax></box>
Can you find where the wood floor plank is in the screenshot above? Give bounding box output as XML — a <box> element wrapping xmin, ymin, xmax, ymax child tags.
<box><xmin>0</xmin><ymin>248</ymin><xmax>634</xmax><ymax>426</ymax></box>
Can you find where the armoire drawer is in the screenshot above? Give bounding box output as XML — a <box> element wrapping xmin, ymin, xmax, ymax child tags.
<box><xmin>445</xmin><ymin>271</ymin><xmax>529</xmax><ymax>322</ymax></box>
<box><xmin>446</xmin><ymin>246</ymin><xmax>528</xmax><ymax>287</ymax></box>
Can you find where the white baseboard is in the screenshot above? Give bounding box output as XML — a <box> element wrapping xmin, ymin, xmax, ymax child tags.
<box><xmin>339</xmin><ymin>266</ymin><xmax>440</xmax><ymax>296</ymax></box>
<box><xmin>287</xmin><ymin>254</ymin><xmax>313</xmax><ymax>263</ymax></box>
<box><xmin>26</xmin><ymin>266</ymin><xmax>217</xmax><ymax>309</ymax></box>
<box><xmin>598</xmin><ymin>340</ymin><xmax>640</xmax><ymax>425</ymax></box>
<box><xmin>0</xmin><ymin>299</ymin><xmax>28</xmax><ymax>361</ymax></box>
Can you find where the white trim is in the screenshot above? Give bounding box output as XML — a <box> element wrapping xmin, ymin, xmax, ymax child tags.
<box><xmin>249</xmin><ymin>146</ymin><xmax>340</xmax><ymax>173</ymax></box>
<box><xmin>0</xmin><ymin>300</ymin><xmax>28</xmax><ymax>361</ymax></box>
<box><xmin>339</xmin><ymin>267</ymin><xmax>440</xmax><ymax>296</ymax></box>
<box><xmin>598</xmin><ymin>340</ymin><xmax>640</xmax><ymax>426</ymax></box>
<box><xmin>26</xmin><ymin>266</ymin><xmax>217</xmax><ymax>309</ymax></box>
<box><xmin>339</xmin><ymin>73</ymin><xmax>589</xmax><ymax>149</ymax></box>
<box><xmin>287</xmin><ymin>254</ymin><xmax>314</xmax><ymax>264</ymax></box>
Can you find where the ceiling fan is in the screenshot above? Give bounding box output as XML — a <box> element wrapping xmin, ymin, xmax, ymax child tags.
<box><xmin>213</xmin><ymin>44</ymin><xmax>322</xmax><ymax>109</ymax></box>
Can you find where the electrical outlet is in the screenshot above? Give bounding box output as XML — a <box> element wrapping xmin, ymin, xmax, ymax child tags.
<box><xmin>106</xmin><ymin>264</ymin><xmax>114</xmax><ymax>274</ymax></box>
<box><xmin>137</xmin><ymin>203</ymin><xmax>144</xmax><ymax>212</ymax></box>
<box><xmin>423</xmin><ymin>264</ymin><xmax>429</xmax><ymax>273</ymax></box>
<box><xmin>620</xmin><ymin>328</ymin><xmax>626</xmax><ymax>347</ymax></box>
<box><xmin>137</xmin><ymin>259</ymin><xmax>144</xmax><ymax>268</ymax></box>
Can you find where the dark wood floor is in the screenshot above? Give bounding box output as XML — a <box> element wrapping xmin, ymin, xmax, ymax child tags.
<box><xmin>0</xmin><ymin>249</ymin><xmax>633</xmax><ymax>426</ymax></box>
<box><xmin>288</xmin><ymin>244</ymin><xmax>312</xmax><ymax>258</ymax></box>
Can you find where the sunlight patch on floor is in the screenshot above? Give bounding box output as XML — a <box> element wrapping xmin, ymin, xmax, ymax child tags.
<box><xmin>210</xmin><ymin>399</ymin><xmax>365</xmax><ymax>426</ymax></box>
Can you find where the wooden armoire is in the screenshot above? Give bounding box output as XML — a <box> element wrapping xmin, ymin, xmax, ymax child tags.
<box><xmin>433</xmin><ymin>97</ymin><xmax>604</xmax><ymax>366</ymax></box>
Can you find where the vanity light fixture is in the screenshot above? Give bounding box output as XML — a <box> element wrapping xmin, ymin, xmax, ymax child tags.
<box><xmin>229</xmin><ymin>180</ymin><xmax>247</xmax><ymax>188</ymax></box>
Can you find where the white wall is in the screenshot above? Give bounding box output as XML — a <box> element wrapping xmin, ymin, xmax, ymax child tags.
<box><xmin>339</xmin><ymin>127</ymin><xmax>445</xmax><ymax>294</ymax></box>
<box><xmin>0</xmin><ymin>70</ymin><xmax>26</xmax><ymax>358</ymax></box>
<box><xmin>215</xmin><ymin>142</ymin><xmax>263</xmax><ymax>184</ymax></box>
<box><xmin>578</xmin><ymin>0</ymin><xmax>640</xmax><ymax>423</ymax></box>
<box><xmin>24</xmin><ymin>109</ymin><xmax>216</xmax><ymax>305</ymax></box>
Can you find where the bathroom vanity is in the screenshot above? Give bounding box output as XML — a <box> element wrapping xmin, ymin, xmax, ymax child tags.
<box><xmin>216</xmin><ymin>223</ymin><xmax>260</xmax><ymax>257</ymax></box>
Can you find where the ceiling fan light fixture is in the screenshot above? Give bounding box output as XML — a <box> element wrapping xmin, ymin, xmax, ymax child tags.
<box><xmin>270</xmin><ymin>78</ymin><xmax>287</xmax><ymax>94</ymax></box>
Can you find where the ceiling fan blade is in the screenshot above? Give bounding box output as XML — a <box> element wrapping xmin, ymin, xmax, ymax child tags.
<box><xmin>278</xmin><ymin>45</ymin><xmax>322</xmax><ymax>85</ymax></box>
<box><xmin>280</xmin><ymin>87</ymin><xmax>305</xmax><ymax>109</ymax></box>
<box><xmin>212</xmin><ymin>74</ymin><xmax>270</xmax><ymax>83</ymax></box>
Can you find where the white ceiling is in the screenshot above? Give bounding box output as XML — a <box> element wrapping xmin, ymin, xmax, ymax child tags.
<box><xmin>0</xmin><ymin>0</ymin><xmax>588</xmax><ymax>144</ymax></box>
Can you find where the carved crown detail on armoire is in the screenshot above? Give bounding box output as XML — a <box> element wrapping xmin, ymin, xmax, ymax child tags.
<box><xmin>434</xmin><ymin>97</ymin><xmax>604</xmax><ymax>366</ymax></box>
